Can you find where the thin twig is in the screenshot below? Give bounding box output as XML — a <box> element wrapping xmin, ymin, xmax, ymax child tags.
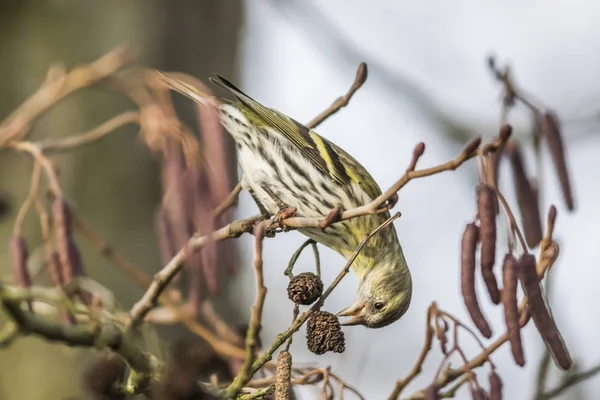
<box><xmin>225</xmin><ymin>224</ymin><xmax>268</xmax><ymax>398</ymax></box>
<box><xmin>537</xmin><ymin>362</ymin><xmax>600</xmax><ymax>400</ymax></box>
<box><xmin>306</xmin><ymin>62</ymin><xmax>368</xmax><ymax>129</ymax></box>
<box><xmin>0</xmin><ymin>46</ymin><xmax>133</xmax><ymax>146</ymax></box>
<box><xmin>38</xmin><ymin>112</ymin><xmax>140</xmax><ymax>153</ymax></box>
<box><xmin>10</xmin><ymin>142</ymin><xmax>62</xmax><ymax>196</ymax></box>
<box><xmin>213</xmin><ymin>181</ymin><xmax>243</xmax><ymax>218</ymax></box>
<box><xmin>388</xmin><ymin>304</ymin><xmax>436</xmax><ymax>399</ymax></box>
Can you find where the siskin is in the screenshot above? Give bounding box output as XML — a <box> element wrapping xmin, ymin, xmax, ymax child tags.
<box><xmin>158</xmin><ymin>72</ymin><xmax>412</xmax><ymax>329</ymax></box>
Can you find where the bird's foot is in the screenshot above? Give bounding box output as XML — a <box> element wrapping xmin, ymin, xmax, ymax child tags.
<box><xmin>267</xmin><ymin>206</ymin><xmax>297</xmax><ymax>234</ymax></box>
<box><xmin>318</xmin><ymin>206</ymin><xmax>344</xmax><ymax>230</ymax></box>
<box><xmin>241</xmin><ymin>213</ymin><xmax>270</xmax><ymax>233</ymax></box>
<box><xmin>376</xmin><ymin>193</ymin><xmax>398</xmax><ymax>213</ymax></box>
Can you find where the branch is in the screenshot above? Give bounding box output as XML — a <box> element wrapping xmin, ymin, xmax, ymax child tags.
<box><xmin>72</xmin><ymin>213</ymin><xmax>248</xmax><ymax>360</ymax></box>
<box><xmin>0</xmin><ymin>45</ymin><xmax>134</xmax><ymax>146</ymax></box>
<box><xmin>130</xmin><ymin>133</ymin><xmax>508</xmax><ymax>327</ymax></box>
<box><xmin>0</xmin><ymin>282</ymin><xmax>156</xmax><ymax>394</ymax></box>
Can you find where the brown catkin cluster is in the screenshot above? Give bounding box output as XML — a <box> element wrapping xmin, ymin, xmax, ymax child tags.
<box><xmin>287</xmin><ymin>272</ymin><xmax>323</xmax><ymax>305</ymax></box>
<box><xmin>306</xmin><ymin>311</ymin><xmax>345</xmax><ymax>355</ymax></box>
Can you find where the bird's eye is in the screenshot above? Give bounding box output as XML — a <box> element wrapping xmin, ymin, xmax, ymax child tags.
<box><xmin>374</xmin><ymin>302</ymin><xmax>385</xmax><ymax>311</ymax></box>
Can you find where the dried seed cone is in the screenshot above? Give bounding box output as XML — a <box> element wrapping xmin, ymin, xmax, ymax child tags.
<box><xmin>287</xmin><ymin>272</ymin><xmax>323</xmax><ymax>305</ymax></box>
<box><xmin>84</xmin><ymin>353</ymin><xmax>126</xmax><ymax>398</ymax></box>
<box><xmin>306</xmin><ymin>311</ymin><xmax>345</xmax><ymax>355</ymax></box>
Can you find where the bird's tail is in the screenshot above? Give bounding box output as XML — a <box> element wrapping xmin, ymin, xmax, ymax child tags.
<box><xmin>156</xmin><ymin>70</ymin><xmax>213</xmax><ymax>105</ymax></box>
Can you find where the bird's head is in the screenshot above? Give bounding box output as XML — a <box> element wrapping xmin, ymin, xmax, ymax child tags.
<box><xmin>337</xmin><ymin>255</ymin><xmax>412</xmax><ymax>329</ymax></box>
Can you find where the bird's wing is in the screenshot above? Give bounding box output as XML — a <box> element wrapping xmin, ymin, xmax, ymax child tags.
<box><xmin>209</xmin><ymin>74</ymin><xmax>382</xmax><ymax>198</ymax></box>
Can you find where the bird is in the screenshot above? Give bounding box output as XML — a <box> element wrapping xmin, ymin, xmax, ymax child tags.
<box><xmin>157</xmin><ymin>71</ymin><xmax>412</xmax><ymax>329</ymax></box>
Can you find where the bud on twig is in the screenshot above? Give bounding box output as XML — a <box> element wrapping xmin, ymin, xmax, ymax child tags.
<box><xmin>518</xmin><ymin>254</ymin><xmax>572</xmax><ymax>370</ymax></box>
<box><xmin>501</xmin><ymin>254</ymin><xmax>524</xmax><ymax>366</ymax></box>
<box><xmin>507</xmin><ymin>141</ymin><xmax>542</xmax><ymax>247</ymax></box>
<box><xmin>461</xmin><ymin>223</ymin><xmax>492</xmax><ymax>338</ymax></box>
<box><xmin>464</xmin><ymin>137</ymin><xmax>482</xmax><ymax>155</ymax></box>
<box><xmin>477</xmin><ymin>184</ymin><xmax>500</xmax><ymax>304</ymax></box>
<box><xmin>434</xmin><ymin>317</ymin><xmax>449</xmax><ymax>355</ymax></box>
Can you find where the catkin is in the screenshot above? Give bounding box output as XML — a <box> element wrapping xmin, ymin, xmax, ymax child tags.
<box><xmin>477</xmin><ymin>184</ymin><xmax>500</xmax><ymax>304</ymax></box>
<box><xmin>501</xmin><ymin>254</ymin><xmax>525</xmax><ymax>366</ymax></box>
<box><xmin>461</xmin><ymin>223</ymin><xmax>492</xmax><ymax>338</ymax></box>
<box><xmin>275</xmin><ymin>351</ymin><xmax>292</xmax><ymax>400</ymax></box>
<box><xmin>10</xmin><ymin>236</ymin><xmax>31</xmax><ymax>289</ymax></box>
<box><xmin>424</xmin><ymin>385</ymin><xmax>439</xmax><ymax>400</ymax></box>
<box><xmin>540</xmin><ymin>111</ymin><xmax>574</xmax><ymax>211</ymax></box>
<box><xmin>507</xmin><ymin>141</ymin><xmax>543</xmax><ymax>247</ymax></box>
<box><xmin>489</xmin><ymin>371</ymin><xmax>503</xmax><ymax>400</ymax></box>
<box><xmin>53</xmin><ymin>197</ymin><xmax>75</xmax><ymax>283</ymax></box>
<box><xmin>518</xmin><ymin>254</ymin><xmax>572</xmax><ymax>370</ymax></box>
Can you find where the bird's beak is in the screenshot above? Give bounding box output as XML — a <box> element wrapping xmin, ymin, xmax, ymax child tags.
<box><xmin>337</xmin><ymin>302</ymin><xmax>366</xmax><ymax>326</ymax></box>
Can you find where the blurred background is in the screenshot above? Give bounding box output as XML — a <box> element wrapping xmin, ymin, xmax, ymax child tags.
<box><xmin>1</xmin><ymin>1</ymin><xmax>599</xmax><ymax>399</ymax></box>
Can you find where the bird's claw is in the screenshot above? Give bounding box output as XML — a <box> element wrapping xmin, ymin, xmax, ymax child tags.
<box><xmin>318</xmin><ymin>206</ymin><xmax>343</xmax><ymax>230</ymax></box>
<box><xmin>241</xmin><ymin>213</ymin><xmax>270</xmax><ymax>232</ymax></box>
<box><xmin>267</xmin><ymin>206</ymin><xmax>297</xmax><ymax>234</ymax></box>
<box><xmin>376</xmin><ymin>193</ymin><xmax>398</xmax><ymax>213</ymax></box>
